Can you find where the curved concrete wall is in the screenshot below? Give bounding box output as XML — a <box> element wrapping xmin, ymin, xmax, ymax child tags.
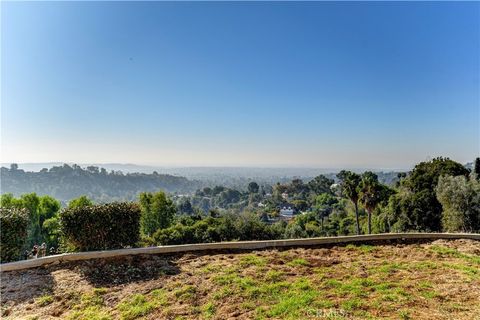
<box><xmin>1</xmin><ymin>233</ymin><xmax>479</xmax><ymax>272</ymax></box>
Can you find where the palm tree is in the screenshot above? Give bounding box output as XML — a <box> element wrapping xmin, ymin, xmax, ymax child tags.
<box><xmin>359</xmin><ymin>172</ymin><xmax>386</xmax><ymax>234</ymax></box>
<box><xmin>337</xmin><ymin>170</ymin><xmax>362</xmax><ymax>235</ymax></box>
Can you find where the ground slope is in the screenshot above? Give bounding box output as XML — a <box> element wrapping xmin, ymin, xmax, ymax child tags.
<box><xmin>1</xmin><ymin>239</ymin><xmax>479</xmax><ymax>320</ymax></box>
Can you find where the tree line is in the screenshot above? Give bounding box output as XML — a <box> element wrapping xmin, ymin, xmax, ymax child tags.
<box><xmin>1</xmin><ymin>157</ymin><xmax>479</xmax><ymax>262</ymax></box>
<box><xmin>0</xmin><ymin>163</ymin><xmax>201</xmax><ymax>203</ymax></box>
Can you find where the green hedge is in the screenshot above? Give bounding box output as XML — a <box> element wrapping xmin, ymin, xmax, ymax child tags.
<box><xmin>60</xmin><ymin>202</ymin><xmax>141</xmax><ymax>251</ymax></box>
<box><xmin>1</xmin><ymin>207</ymin><xmax>29</xmax><ymax>262</ymax></box>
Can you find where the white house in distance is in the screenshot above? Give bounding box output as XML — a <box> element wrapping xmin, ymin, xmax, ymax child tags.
<box><xmin>279</xmin><ymin>206</ymin><xmax>294</xmax><ymax>220</ymax></box>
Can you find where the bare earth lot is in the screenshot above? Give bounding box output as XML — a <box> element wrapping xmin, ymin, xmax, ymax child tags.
<box><xmin>1</xmin><ymin>239</ymin><xmax>479</xmax><ymax>320</ymax></box>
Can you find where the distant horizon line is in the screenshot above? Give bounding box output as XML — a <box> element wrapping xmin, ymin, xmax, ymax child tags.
<box><xmin>2</xmin><ymin>160</ymin><xmax>464</xmax><ymax>173</ymax></box>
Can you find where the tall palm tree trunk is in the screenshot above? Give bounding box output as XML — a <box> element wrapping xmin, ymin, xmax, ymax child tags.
<box><xmin>354</xmin><ymin>201</ymin><xmax>361</xmax><ymax>235</ymax></box>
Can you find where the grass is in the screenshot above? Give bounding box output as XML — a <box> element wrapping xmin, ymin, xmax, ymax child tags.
<box><xmin>202</xmin><ymin>302</ymin><xmax>216</xmax><ymax>319</ymax></box>
<box><xmin>287</xmin><ymin>258</ymin><xmax>310</xmax><ymax>267</ymax></box>
<box><xmin>36</xmin><ymin>295</ymin><xmax>53</xmax><ymax>307</ymax></box>
<box><xmin>239</xmin><ymin>254</ymin><xmax>267</xmax><ymax>267</ymax></box>
<box><xmin>174</xmin><ymin>285</ymin><xmax>197</xmax><ymax>300</ymax></box>
<box><xmin>4</xmin><ymin>240</ymin><xmax>480</xmax><ymax>320</ymax></box>
<box><xmin>118</xmin><ymin>294</ymin><xmax>154</xmax><ymax>320</ymax></box>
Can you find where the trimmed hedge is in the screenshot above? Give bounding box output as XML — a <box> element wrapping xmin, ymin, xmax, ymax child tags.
<box><xmin>60</xmin><ymin>202</ymin><xmax>141</xmax><ymax>251</ymax></box>
<box><xmin>1</xmin><ymin>207</ymin><xmax>29</xmax><ymax>262</ymax></box>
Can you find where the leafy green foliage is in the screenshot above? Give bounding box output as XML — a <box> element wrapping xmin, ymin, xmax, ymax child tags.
<box><xmin>436</xmin><ymin>175</ymin><xmax>480</xmax><ymax>232</ymax></box>
<box><xmin>0</xmin><ymin>193</ymin><xmax>61</xmax><ymax>249</ymax></box>
<box><xmin>68</xmin><ymin>196</ymin><xmax>94</xmax><ymax>209</ymax></box>
<box><xmin>337</xmin><ymin>170</ymin><xmax>362</xmax><ymax>234</ymax></box>
<box><xmin>139</xmin><ymin>191</ymin><xmax>176</xmax><ymax>237</ymax></box>
<box><xmin>60</xmin><ymin>202</ymin><xmax>141</xmax><ymax>251</ymax></box>
<box><xmin>359</xmin><ymin>172</ymin><xmax>393</xmax><ymax>234</ymax></box>
<box><xmin>386</xmin><ymin>157</ymin><xmax>469</xmax><ymax>232</ymax></box>
<box><xmin>152</xmin><ymin>212</ymin><xmax>284</xmax><ymax>245</ymax></box>
<box><xmin>0</xmin><ymin>207</ymin><xmax>29</xmax><ymax>262</ymax></box>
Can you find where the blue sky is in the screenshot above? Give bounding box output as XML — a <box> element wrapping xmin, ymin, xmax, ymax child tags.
<box><xmin>1</xmin><ymin>2</ymin><xmax>479</xmax><ymax>169</ymax></box>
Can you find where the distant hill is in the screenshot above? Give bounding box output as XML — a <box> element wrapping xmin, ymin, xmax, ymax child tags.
<box><xmin>0</xmin><ymin>164</ymin><xmax>201</xmax><ymax>204</ymax></box>
<box><xmin>1</xmin><ymin>163</ymin><xmax>406</xmax><ymax>189</ymax></box>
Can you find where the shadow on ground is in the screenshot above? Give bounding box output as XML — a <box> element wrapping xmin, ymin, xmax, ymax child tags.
<box><xmin>72</xmin><ymin>254</ymin><xmax>181</xmax><ymax>287</ymax></box>
<box><xmin>1</xmin><ymin>267</ymin><xmax>56</xmax><ymax>306</ymax></box>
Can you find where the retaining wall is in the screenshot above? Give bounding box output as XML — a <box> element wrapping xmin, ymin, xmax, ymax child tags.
<box><xmin>1</xmin><ymin>233</ymin><xmax>479</xmax><ymax>272</ymax></box>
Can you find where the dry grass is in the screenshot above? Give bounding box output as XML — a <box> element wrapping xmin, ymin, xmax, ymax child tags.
<box><xmin>1</xmin><ymin>239</ymin><xmax>479</xmax><ymax>320</ymax></box>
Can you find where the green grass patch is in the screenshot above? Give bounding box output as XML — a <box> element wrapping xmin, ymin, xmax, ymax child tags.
<box><xmin>36</xmin><ymin>295</ymin><xmax>53</xmax><ymax>306</ymax></box>
<box><xmin>420</xmin><ymin>290</ymin><xmax>440</xmax><ymax>300</ymax></box>
<box><xmin>264</xmin><ymin>290</ymin><xmax>317</xmax><ymax>319</ymax></box>
<box><xmin>202</xmin><ymin>302</ymin><xmax>216</xmax><ymax>319</ymax></box>
<box><xmin>346</xmin><ymin>244</ymin><xmax>378</xmax><ymax>253</ymax></box>
<box><xmin>68</xmin><ymin>306</ymin><xmax>112</xmax><ymax>320</ymax></box>
<box><xmin>430</xmin><ymin>245</ymin><xmax>480</xmax><ymax>265</ymax></box>
<box><xmin>287</xmin><ymin>258</ymin><xmax>310</xmax><ymax>267</ymax></box>
<box><xmin>398</xmin><ymin>309</ymin><xmax>411</xmax><ymax>320</ymax></box>
<box><xmin>265</xmin><ymin>270</ymin><xmax>285</xmax><ymax>282</ymax></box>
<box><xmin>443</xmin><ymin>262</ymin><xmax>480</xmax><ymax>279</ymax></box>
<box><xmin>174</xmin><ymin>285</ymin><xmax>197</xmax><ymax>300</ymax></box>
<box><xmin>239</xmin><ymin>254</ymin><xmax>267</xmax><ymax>267</ymax></box>
<box><xmin>118</xmin><ymin>294</ymin><xmax>154</xmax><ymax>320</ymax></box>
<box><xmin>341</xmin><ymin>297</ymin><xmax>364</xmax><ymax>311</ymax></box>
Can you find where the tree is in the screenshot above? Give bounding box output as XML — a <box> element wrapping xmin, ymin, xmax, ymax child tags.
<box><xmin>177</xmin><ymin>198</ymin><xmax>194</xmax><ymax>215</ymax></box>
<box><xmin>247</xmin><ymin>181</ymin><xmax>260</xmax><ymax>194</ymax></box>
<box><xmin>386</xmin><ymin>157</ymin><xmax>469</xmax><ymax>232</ymax></box>
<box><xmin>308</xmin><ymin>175</ymin><xmax>334</xmax><ymax>195</ymax></box>
<box><xmin>436</xmin><ymin>175</ymin><xmax>480</xmax><ymax>232</ymax></box>
<box><xmin>359</xmin><ymin>172</ymin><xmax>391</xmax><ymax>234</ymax></box>
<box><xmin>474</xmin><ymin>157</ymin><xmax>480</xmax><ymax>181</ymax></box>
<box><xmin>38</xmin><ymin>196</ymin><xmax>61</xmax><ymax>247</ymax></box>
<box><xmin>0</xmin><ymin>193</ymin><xmax>62</xmax><ymax>248</ymax></box>
<box><xmin>68</xmin><ymin>196</ymin><xmax>94</xmax><ymax>209</ymax></box>
<box><xmin>314</xmin><ymin>193</ymin><xmax>339</xmax><ymax>230</ymax></box>
<box><xmin>139</xmin><ymin>191</ymin><xmax>177</xmax><ymax>237</ymax></box>
<box><xmin>337</xmin><ymin>170</ymin><xmax>362</xmax><ymax>235</ymax></box>
<box><xmin>20</xmin><ymin>193</ymin><xmax>41</xmax><ymax>247</ymax></box>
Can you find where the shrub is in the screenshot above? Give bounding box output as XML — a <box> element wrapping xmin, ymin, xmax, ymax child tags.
<box><xmin>60</xmin><ymin>202</ymin><xmax>141</xmax><ymax>251</ymax></box>
<box><xmin>0</xmin><ymin>207</ymin><xmax>29</xmax><ymax>262</ymax></box>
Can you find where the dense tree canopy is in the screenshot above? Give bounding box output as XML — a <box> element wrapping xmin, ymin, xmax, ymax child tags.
<box><xmin>385</xmin><ymin>157</ymin><xmax>469</xmax><ymax>232</ymax></box>
<box><xmin>1</xmin><ymin>164</ymin><xmax>200</xmax><ymax>203</ymax></box>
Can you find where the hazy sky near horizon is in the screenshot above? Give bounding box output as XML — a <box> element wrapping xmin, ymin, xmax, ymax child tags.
<box><xmin>1</xmin><ymin>2</ymin><xmax>479</xmax><ymax>169</ymax></box>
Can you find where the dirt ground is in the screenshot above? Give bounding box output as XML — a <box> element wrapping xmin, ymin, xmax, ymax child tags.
<box><xmin>1</xmin><ymin>239</ymin><xmax>479</xmax><ymax>320</ymax></box>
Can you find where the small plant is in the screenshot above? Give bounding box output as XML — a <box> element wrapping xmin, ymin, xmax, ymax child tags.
<box><xmin>202</xmin><ymin>302</ymin><xmax>216</xmax><ymax>319</ymax></box>
<box><xmin>398</xmin><ymin>309</ymin><xmax>411</xmax><ymax>319</ymax></box>
<box><xmin>36</xmin><ymin>295</ymin><xmax>53</xmax><ymax>306</ymax></box>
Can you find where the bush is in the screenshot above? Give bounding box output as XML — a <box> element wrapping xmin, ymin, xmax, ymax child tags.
<box><xmin>1</xmin><ymin>207</ymin><xmax>29</xmax><ymax>262</ymax></box>
<box><xmin>60</xmin><ymin>202</ymin><xmax>141</xmax><ymax>251</ymax></box>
